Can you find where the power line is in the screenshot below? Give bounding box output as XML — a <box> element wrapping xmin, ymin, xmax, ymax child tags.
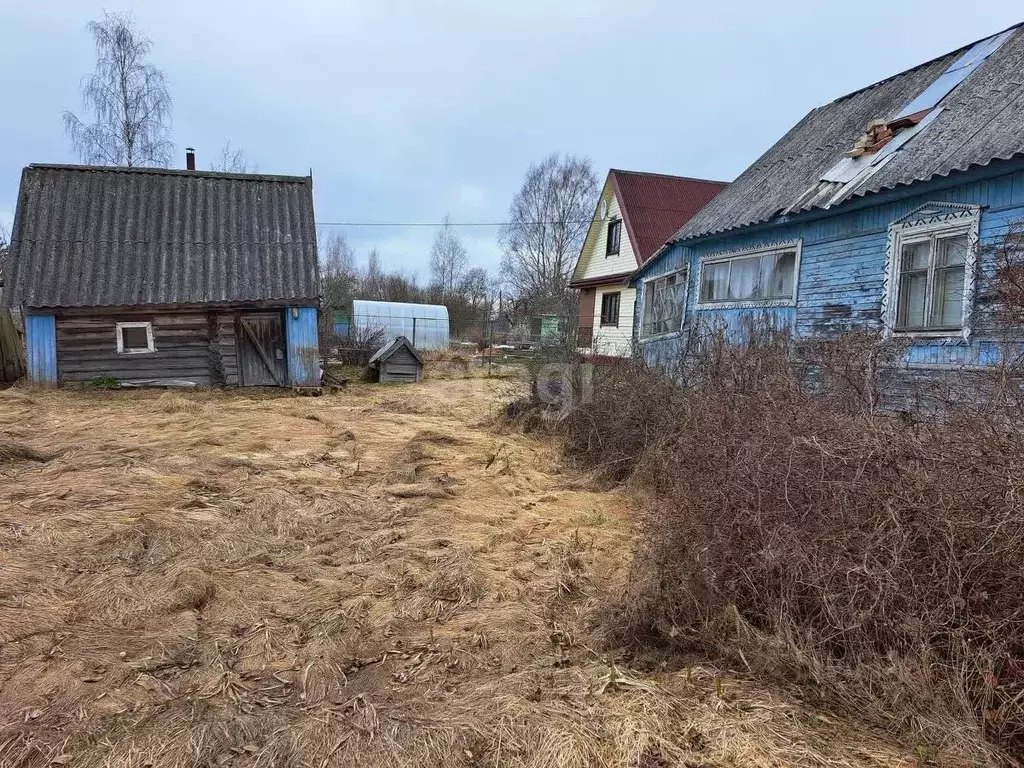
<box><xmin>316</xmin><ymin>219</ymin><xmax>593</xmax><ymax>228</ymax></box>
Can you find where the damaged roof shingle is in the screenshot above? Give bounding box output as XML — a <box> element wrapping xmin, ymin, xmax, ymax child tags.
<box><xmin>673</xmin><ymin>23</ymin><xmax>1024</xmax><ymax>243</ymax></box>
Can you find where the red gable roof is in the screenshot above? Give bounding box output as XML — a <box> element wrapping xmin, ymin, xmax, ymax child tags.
<box><xmin>609</xmin><ymin>170</ymin><xmax>727</xmax><ymax>264</ymax></box>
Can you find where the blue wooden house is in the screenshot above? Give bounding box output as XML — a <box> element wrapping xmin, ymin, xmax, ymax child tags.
<box><xmin>634</xmin><ymin>24</ymin><xmax>1024</xmax><ymax>375</ymax></box>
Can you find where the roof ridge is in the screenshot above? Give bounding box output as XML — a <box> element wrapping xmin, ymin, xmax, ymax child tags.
<box><xmin>27</xmin><ymin>163</ymin><xmax>312</xmax><ymax>184</ymax></box>
<box><xmin>609</xmin><ymin>168</ymin><xmax>729</xmax><ymax>185</ymax></box>
<box><xmin>829</xmin><ymin>21</ymin><xmax>1024</xmax><ymax>105</ymax></box>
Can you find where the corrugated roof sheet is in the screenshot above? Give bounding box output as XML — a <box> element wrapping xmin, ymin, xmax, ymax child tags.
<box><xmin>610</xmin><ymin>170</ymin><xmax>727</xmax><ymax>262</ymax></box>
<box><xmin>673</xmin><ymin>23</ymin><xmax>1024</xmax><ymax>242</ymax></box>
<box><xmin>1</xmin><ymin>164</ymin><xmax>319</xmax><ymax>309</ymax></box>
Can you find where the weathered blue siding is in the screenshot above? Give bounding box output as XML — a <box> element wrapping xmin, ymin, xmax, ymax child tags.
<box><xmin>637</xmin><ymin>161</ymin><xmax>1024</xmax><ymax>369</ymax></box>
<box><xmin>285</xmin><ymin>306</ymin><xmax>320</xmax><ymax>387</ymax></box>
<box><xmin>24</xmin><ymin>314</ymin><xmax>57</xmax><ymax>388</ymax></box>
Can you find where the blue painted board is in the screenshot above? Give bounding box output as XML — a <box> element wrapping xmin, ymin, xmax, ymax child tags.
<box><xmin>285</xmin><ymin>306</ymin><xmax>320</xmax><ymax>387</ymax></box>
<box><xmin>24</xmin><ymin>314</ymin><xmax>57</xmax><ymax>388</ymax></box>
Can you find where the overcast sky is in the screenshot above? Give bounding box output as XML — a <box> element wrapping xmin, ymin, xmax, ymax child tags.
<box><xmin>2</xmin><ymin>1</ymin><xmax>1021</xmax><ymax>279</ymax></box>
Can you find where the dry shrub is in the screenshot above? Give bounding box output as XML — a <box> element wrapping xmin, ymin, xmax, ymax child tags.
<box><xmin>553</xmin><ymin>322</ymin><xmax>1024</xmax><ymax>762</ymax></box>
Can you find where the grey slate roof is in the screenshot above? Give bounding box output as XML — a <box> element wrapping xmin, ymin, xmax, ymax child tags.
<box><xmin>369</xmin><ymin>335</ymin><xmax>423</xmax><ymax>366</ymax></box>
<box><xmin>1</xmin><ymin>164</ymin><xmax>319</xmax><ymax>309</ymax></box>
<box><xmin>673</xmin><ymin>23</ymin><xmax>1024</xmax><ymax>242</ymax></box>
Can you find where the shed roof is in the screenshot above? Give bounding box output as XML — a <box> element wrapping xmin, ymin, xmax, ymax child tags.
<box><xmin>672</xmin><ymin>23</ymin><xmax>1024</xmax><ymax>243</ymax></box>
<box><xmin>1</xmin><ymin>164</ymin><xmax>319</xmax><ymax>309</ymax></box>
<box><xmin>368</xmin><ymin>335</ymin><xmax>423</xmax><ymax>366</ymax></box>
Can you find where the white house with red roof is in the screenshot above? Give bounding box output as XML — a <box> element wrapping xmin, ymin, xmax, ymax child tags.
<box><xmin>569</xmin><ymin>169</ymin><xmax>726</xmax><ymax>356</ymax></box>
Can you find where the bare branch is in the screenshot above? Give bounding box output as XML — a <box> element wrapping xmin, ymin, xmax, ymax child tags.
<box><xmin>211</xmin><ymin>140</ymin><xmax>257</xmax><ymax>173</ymax></box>
<box><xmin>498</xmin><ymin>153</ymin><xmax>598</xmax><ymax>306</ymax></box>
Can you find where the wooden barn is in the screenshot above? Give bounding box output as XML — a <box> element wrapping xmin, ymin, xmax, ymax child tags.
<box><xmin>368</xmin><ymin>336</ymin><xmax>423</xmax><ymax>383</ymax></box>
<box><xmin>0</xmin><ymin>162</ymin><xmax>321</xmax><ymax>388</ymax></box>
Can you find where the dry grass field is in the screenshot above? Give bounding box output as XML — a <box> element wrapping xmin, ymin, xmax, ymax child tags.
<box><xmin>0</xmin><ymin>375</ymin><xmax>916</xmax><ymax>767</ymax></box>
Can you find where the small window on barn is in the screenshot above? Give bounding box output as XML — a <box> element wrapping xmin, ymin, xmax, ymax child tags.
<box><xmin>606</xmin><ymin>220</ymin><xmax>621</xmax><ymax>257</ymax></box>
<box><xmin>698</xmin><ymin>244</ymin><xmax>799</xmax><ymax>305</ymax></box>
<box><xmin>116</xmin><ymin>322</ymin><xmax>155</xmax><ymax>354</ymax></box>
<box><xmin>641</xmin><ymin>267</ymin><xmax>687</xmax><ymax>339</ymax></box>
<box><xmin>600</xmin><ymin>292</ymin><xmax>620</xmax><ymax>327</ymax></box>
<box><xmin>884</xmin><ymin>204</ymin><xmax>980</xmax><ymax>337</ymax></box>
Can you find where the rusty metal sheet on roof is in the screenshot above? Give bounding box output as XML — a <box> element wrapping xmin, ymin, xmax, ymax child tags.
<box><xmin>1</xmin><ymin>165</ymin><xmax>319</xmax><ymax>309</ymax></box>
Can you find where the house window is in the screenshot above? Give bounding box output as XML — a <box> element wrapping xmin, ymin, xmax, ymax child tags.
<box><xmin>894</xmin><ymin>233</ymin><xmax>970</xmax><ymax>332</ymax></box>
<box><xmin>606</xmin><ymin>220</ymin><xmax>621</xmax><ymax>257</ymax></box>
<box><xmin>116</xmin><ymin>321</ymin><xmax>155</xmax><ymax>354</ymax></box>
<box><xmin>883</xmin><ymin>203</ymin><xmax>980</xmax><ymax>337</ymax></box>
<box><xmin>600</xmin><ymin>292</ymin><xmax>621</xmax><ymax>327</ymax></box>
<box><xmin>641</xmin><ymin>268</ymin><xmax>687</xmax><ymax>338</ymax></box>
<box><xmin>699</xmin><ymin>245</ymin><xmax>798</xmax><ymax>305</ymax></box>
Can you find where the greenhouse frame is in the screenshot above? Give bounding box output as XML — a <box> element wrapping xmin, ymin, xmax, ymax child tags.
<box><xmin>351</xmin><ymin>300</ymin><xmax>450</xmax><ymax>351</ymax></box>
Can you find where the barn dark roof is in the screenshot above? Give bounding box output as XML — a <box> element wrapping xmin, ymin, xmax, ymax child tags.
<box><xmin>1</xmin><ymin>164</ymin><xmax>319</xmax><ymax>309</ymax></box>
<box><xmin>673</xmin><ymin>23</ymin><xmax>1024</xmax><ymax>243</ymax></box>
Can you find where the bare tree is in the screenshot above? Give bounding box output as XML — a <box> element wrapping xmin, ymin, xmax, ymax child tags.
<box><xmin>319</xmin><ymin>230</ymin><xmax>358</xmax><ymax>310</ymax></box>
<box><xmin>498</xmin><ymin>153</ymin><xmax>598</xmax><ymax>302</ymax></box>
<box><xmin>459</xmin><ymin>267</ymin><xmax>489</xmax><ymax>301</ymax></box>
<box><xmin>429</xmin><ymin>214</ymin><xmax>469</xmax><ymax>297</ymax></box>
<box><xmin>361</xmin><ymin>249</ymin><xmax>387</xmax><ymax>300</ymax></box>
<box><xmin>212</xmin><ymin>140</ymin><xmax>256</xmax><ymax>173</ymax></box>
<box><xmin>63</xmin><ymin>12</ymin><xmax>173</xmax><ymax>167</ymax></box>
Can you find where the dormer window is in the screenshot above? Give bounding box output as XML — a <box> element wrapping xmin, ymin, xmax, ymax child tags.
<box><xmin>606</xmin><ymin>220</ymin><xmax>621</xmax><ymax>257</ymax></box>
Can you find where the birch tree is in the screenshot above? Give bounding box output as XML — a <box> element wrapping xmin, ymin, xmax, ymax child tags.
<box><xmin>63</xmin><ymin>12</ymin><xmax>174</xmax><ymax>167</ymax></box>
<box><xmin>429</xmin><ymin>214</ymin><xmax>469</xmax><ymax>297</ymax></box>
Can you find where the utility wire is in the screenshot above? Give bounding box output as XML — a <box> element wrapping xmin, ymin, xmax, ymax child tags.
<box><xmin>317</xmin><ymin>219</ymin><xmax>594</xmax><ymax>227</ymax></box>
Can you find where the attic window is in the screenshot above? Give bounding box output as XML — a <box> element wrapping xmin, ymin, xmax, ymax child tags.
<box><xmin>606</xmin><ymin>220</ymin><xmax>621</xmax><ymax>257</ymax></box>
<box><xmin>116</xmin><ymin>322</ymin><xmax>155</xmax><ymax>354</ymax></box>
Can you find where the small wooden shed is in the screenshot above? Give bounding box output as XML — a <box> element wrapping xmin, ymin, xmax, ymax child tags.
<box><xmin>1</xmin><ymin>163</ymin><xmax>321</xmax><ymax>388</ymax></box>
<box><xmin>368</xmin><ymin>336</ymin><xmax>423</xmax><ymax>383</ymax></box>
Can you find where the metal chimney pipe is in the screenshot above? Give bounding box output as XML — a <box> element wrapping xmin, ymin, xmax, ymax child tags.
<box><xmin>185</xmin><ymin>147</ymin><xmax>196</xmax><ymax>171</ymax></box>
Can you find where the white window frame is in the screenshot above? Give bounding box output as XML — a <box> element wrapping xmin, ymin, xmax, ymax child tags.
<box><xmin>881</xmin><ymin>203</ymin><xmax>981</xmax><ymax>341</ymax></box>
<box><xmin>694</xmin><ymin>240</ymin><xmax>802</xmax><ymax>310</ymax></box>
<box><xmin>115</xmin><ymin>321</ymin><xmax>156</xmax><ymax>354</ymax></box>
<box><xmin>639</xmin><ymin>266</ymin><xmax>688</xmax><ymax>341</ymax></box>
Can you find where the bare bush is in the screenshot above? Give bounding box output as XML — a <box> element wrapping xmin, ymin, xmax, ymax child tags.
<box><xmin>322</xmin><ymin>322</ymin><xmax>388</xmax><ymax>367</ymax></box>
<box><xmin>535</xmin><ymin>319</ymin><xmax>1024</xmax><ymax>762</ymax></box>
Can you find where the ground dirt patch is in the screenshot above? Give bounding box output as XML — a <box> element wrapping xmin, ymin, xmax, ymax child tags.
<box><xmin>0</xmin><ymin>377</ymin><xmax>915</xmax><ymax>767</ymax></box>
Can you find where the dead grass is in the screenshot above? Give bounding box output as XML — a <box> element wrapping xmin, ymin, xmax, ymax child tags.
<box><xmin>0</xmin><ymin>377</ymin><xmax>915</xmax><ymax>767</ymax></box>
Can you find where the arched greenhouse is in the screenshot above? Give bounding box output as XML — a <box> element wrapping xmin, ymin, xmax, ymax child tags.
<box><xmin>351</xmin><ymin>300</ymin><xmax>450</xmax><ymax>351</ymax></box>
